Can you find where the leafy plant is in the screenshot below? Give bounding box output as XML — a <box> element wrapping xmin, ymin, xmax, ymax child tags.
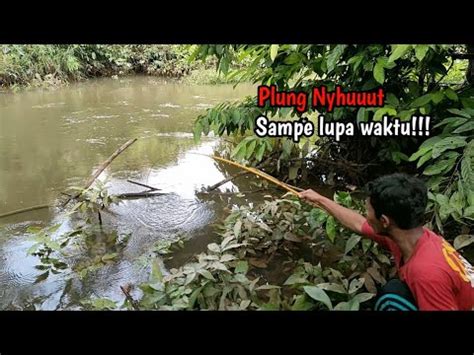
<box><xmin>191</xmin><ymin>44</ymin><xmax>474</xmax><ymax>235</ymax></box>
<box><xmin>125</xmin><ymin>191</ymin><xmax>391</xmax><ymax>310</ymax></box>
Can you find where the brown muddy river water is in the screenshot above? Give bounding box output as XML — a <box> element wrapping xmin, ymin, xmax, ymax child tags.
<box><xmin>0</xmin><ymin>76</ymin><xmax>259</xmax><ymax>309</ymax></box>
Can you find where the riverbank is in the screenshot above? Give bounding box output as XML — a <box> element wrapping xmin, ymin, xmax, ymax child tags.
<box><xmin>0</xmin><ymin>45</ymin><xmax>240</xmax><ymax>92</ymax></box>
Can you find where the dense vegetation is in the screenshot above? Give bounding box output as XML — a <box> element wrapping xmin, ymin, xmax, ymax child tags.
<box><xmin>0</xmin><ymin>45</ymin><xmax>231</xmax><ymax>90</ymax></box>
<box><xmin>193</xmin><ymin>45</ymin><xmax>474</xmax><ymax>238</ymax></box>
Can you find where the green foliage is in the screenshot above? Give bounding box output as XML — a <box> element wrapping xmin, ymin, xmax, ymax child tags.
<box><xmin>0</xmin><ymin>45</ymin><xmax>198</xmax><ymax>89</ymax></box>
<box><xmin>124</xmin><ymin>191</ymin><xmax>391</xmax><ymax>310</ymax></box>
<box><xmin>81</xmin><ymin>298</ymin><xmax>118</xmax><ymax>310</ymax></box>
<box><xmin>191</xmin><ymin>44</ymin><xmax>474</xmax><ymax>235</ymax></box>
<box><xmin>67</xmin><ymin>180</ymin><xmax>119</xmax><ymax>224</ymax></box>
<box><xmin>409</xmin><ymin>105</ymin><xmax>474</xmax><ymax>233</ymax></box>
<box><xmin>26</xmin><ymin>183</ymin><xmax>128</xmax><ymax>284</ymax></box>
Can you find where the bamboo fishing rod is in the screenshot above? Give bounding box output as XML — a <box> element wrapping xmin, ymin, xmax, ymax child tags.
<box><xmin>190</xmin><ymin>153</ymin><xmax>303</xmax><ymax>195</ymax></box>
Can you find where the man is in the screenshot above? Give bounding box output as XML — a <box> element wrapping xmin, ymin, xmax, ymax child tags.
<box><xmin>299</xmin><ymin>173</ymin><xmax>474</xmax><ymax>311</ymax></box>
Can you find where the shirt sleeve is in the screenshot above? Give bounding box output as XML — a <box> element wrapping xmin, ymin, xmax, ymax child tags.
<box><xmin>408</xmin><ymin>269</ymin><xmax>458</xmax><ymax>311</ymax></box>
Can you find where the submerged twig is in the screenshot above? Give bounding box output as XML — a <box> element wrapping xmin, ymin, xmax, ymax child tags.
<box><xmin>207</xmin><ymin>171</ymin><xmax>250</xmax><ymax>192</ymax></box>
<box><xmin>0</xmin><ymin>204</ymin><xmax>50</xmax><ymax>219</ymax></box>
<box><xmin>126</xmin><ymin>179</ymin><xmax>160</xmax><ymax>191</ymax></box>
<box><xmin>120</xmin><ymin>285</ymin><xmax>140</xmax><ymax>310</ymax></box>
<box><xmin>115</xmin><ymin>191</ymin><xmax>167</xmax><ymax>199</ymax></box>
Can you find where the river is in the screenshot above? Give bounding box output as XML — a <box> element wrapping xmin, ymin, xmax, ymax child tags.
<box><xmin>0</xmin><ymin>76</ymin><xmax>258</xmax><ymax>309</ymax></box>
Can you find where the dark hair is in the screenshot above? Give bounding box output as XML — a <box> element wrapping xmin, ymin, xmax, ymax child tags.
<box><xmin>365</xmin><ymin>173</ymin><xmax>428</xmax><ymax>229</ymax></box>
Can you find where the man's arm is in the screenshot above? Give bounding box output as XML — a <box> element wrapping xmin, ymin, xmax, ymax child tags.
<box><xmin>299</xmin><ymin>189</ymin><xmax>366</xmax><ymax>235</ymax></box>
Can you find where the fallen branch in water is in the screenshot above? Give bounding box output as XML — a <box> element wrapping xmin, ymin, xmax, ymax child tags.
<box><xmin>0</xmin><ymin>204</ymin><xmax>50</xmax><ymax>219</ymax></box>
<box><xmin>126</xmin><ymin>179</ymin><xmax>160</xmax><ymax>191</ymax></box>
<box><xmin>115</xmin><ymin>191</ymin><xmax>168</xmax><ymax>199</ymax></box>
<box><xmin>120</xmin><ymin>285</ymin><xmax>140</xmax><ymax>310</ymax></box>
<box><xmin>207</xmin><ymin>171</ymin><xmax>250</xmax><ymax>192</ymax></box>
<box><xmin>63</xmin><ymin>138</ymin><xmax>138</xmax><ymax>206</ymax></box>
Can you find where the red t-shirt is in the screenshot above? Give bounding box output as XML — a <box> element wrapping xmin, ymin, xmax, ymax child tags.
<box><xmin>361</xmin><ymin>220</ymin><xmax>474</xmax><ymax>311</ymax></box>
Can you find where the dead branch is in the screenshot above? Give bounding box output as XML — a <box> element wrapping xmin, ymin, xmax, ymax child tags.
<box><xmin>126</xmin><ymin>179</ymin><xmax>160</xmax><ymax>191</ymax></box>
<box><xmin>0</xmin><ymin>204</ymin><xmax>50</xmax><ymax>219</ymax></box>
<box><xmin>120</xmin><ymin>285</ymin><xmax>140</xmax><ymax>310</ymax></box>
<box><xmin>115</xmin><ymin>191</ymin><xmax>168</xmax><ymax>199</ymax></box>
<box><xmin>63</xmin><ymin>138</ymin><xmax>138</xmax><ymax>206</ymax></box>
<box><xmin>207</xmin><ymin>170</ymin><xmax>250</xmax><ymax>192</ymax></box>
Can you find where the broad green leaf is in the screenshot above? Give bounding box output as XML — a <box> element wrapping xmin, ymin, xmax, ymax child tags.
<box><xmin>416</xmin><ymin>152</ymin><xmax>433</xmax><ymax>168</ymax></box>
<box><xmin>234</xmin><ymin>260</ymin><xmax>249</xmax><ymax>274</ymax></box>
<box><xmin>388</xmin><ymin>45</ymin><xmax>410</xmax><ymax>63</ymax></box>
<box><xmin>303</xmin><ymin>286</ymin><xmax>333</xmax><ymax>310</ymax></box>
<box><xmin>207</xmin><ymin>243</ymin><xmax>221</xmax><ymax>253</ymax></box>
<box><xmin>317</xmin><ymin>282</ymin><xmax>346</xmax><ymax>294</ymax></box>
<box><xmin>444</xmin><ymin>88</ymin><xmax>458</xmax><ymax>101</ymax></box>
<box><xmin>291</xmin><ymin>295</ymin><xmax>314</xmax><ymax>311</ymax></box>
<box><xmin>326</xmin><ymin>45</ymin><xmax>346</xmax><ymax>72</ymax></box>
<box><xmin>255</xmin><ymin>143</ymin><xmax>266</xmax><ymax>162</ymax></box>
<box><xmin>415</xmin><ymin>45</ymin><xmax>429</xmax><ymax>61</ymax></box>
<box><xmin>284</xmin><ymin>273</ymin><xmax>308</xmax><ymax>286</ymax></box>
<box><xmin>376</xmin><ymin>253</ymin><xmax>391</xmax><ymax>265</ymax></box>
<box><xmin>347</xmin><ymin>298</ymin><xmax>360</xmax><ymax>310</ymax></box>
<box><xmin>431</xmin><ymin>91</ymin><xmax>444</xmax><ymax>104</ymax></box>
<box><xmin>233</xmin><ymin>220</ymin><xmax>242</xmax><ymax>238</ymax></box>
<box><xmin>433</xmin><ymin>117</ymin><xmax>467</xmax><ymax>129</ymax></box>
<box><xmin>409</xmin><ymin>136</ymin><xmax>442</xmax><ymax>161</ymax></box>
<box><xmin>211</xmin><ymin>261</ymin><xmax>228</xmax><ymax>272</ymax></box>
<box><xmin>449</xmin><ymin>191</ymin><xmax>463</xmax><ymax>216</ymax></box>
<box><xmin>284</xmin><ymin>53</ymin><xmax>301</xmax><ymax>65</ymax></box>
<box><xmin>463</xmin><ymin>206</ymin><xmax>474</xmax><ymax>220</ymax></box>
<box><xmin>373</xmin><ymin>59</ymin><xmax>385</xmax><ymax>84</ymax></box>
<box><xmin>431</xmin><ymin>137</ymin><xmax>466</xmax><ymax>158</ymax></box>
<box><xmin>423</xmin><ymin>155</ymin><xmax>458</xmax><ymax>175</ymax></box>
<box><xmin>334</xmin><ymin>301</ymin><xmax>351</xmax><ymax>310</ymax></box>
<box><xmin>188</xmin><ymin>286</ymin><xmax>203</xmax><ymax>309</ymax></box>
<box><xmin>240</xmin><ymin>300</ymin><xmax>251</xmax><ymax>310</ymax></box>
<box><xmin>447</xmin><ymin>108</ymin><xmax>471</xmax><ymax>118</ymax></box>
<box><xmin>151</xmin><ymin>258</ymin><xmax>163</xmax><ymax>283</ymax></box>
<box><xmin>288</xmin><ymin>166</ymin><xmax>298</xmax><ymax>181</ymax></box>
<box><xmin>453</xmin><ymin>121</ymin><xmax>474</xmax><ymax>134</ymax></box>
<box><xmin>373</xmin><ymin>107</ymin><xmax>397</xmax><ymax>121</ymax></box>
<box><xmin>90</xmin><ymin>298</ymin><xmax>117</xmax><ymax>310</ymax></box>
<box><xmin>385</xmin><ymin>93</ymin><xmax>400</xmax><ymax>106</ymax></box>
<box><xmin>220</xmin><ymin>254</ymin><xmax>236</xmax><ymax>263</ymax></box>
<box><xmin>348</xmin><ymin>278</ymin><xmax>365</xmax><ymax>294</ymax></box>
<box><xmin>245</xmin><ymin>139</ymin><xmax>257</xmax><ymax>159</ymax></box>
<box><xmin>325</xmin><ymin>216</ymin><xmax>336</xmax><ymax>243</ymax></box>
<box><xmin>410</xmin><ymin>94</ymin><xmax>432</xmax><ymax>108</ymax></box>
<box><xmin>270</xmin><ymin>44</ymin><xmax>279</xmax><ymax>62</ymax></box>
<box><xmin>345</xmin><ymin>234</ymin><xmax>361</xmax><ymax>255</ymax></box>
<box><xmin>453</xmin><ymin>234</ymin><xmax>474</xmax><ymax>250</ymax></box>
<box><xmin>197</xmin><ymin>269</ymin><xmax>216</xmax><ymax>281</ymax></box>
